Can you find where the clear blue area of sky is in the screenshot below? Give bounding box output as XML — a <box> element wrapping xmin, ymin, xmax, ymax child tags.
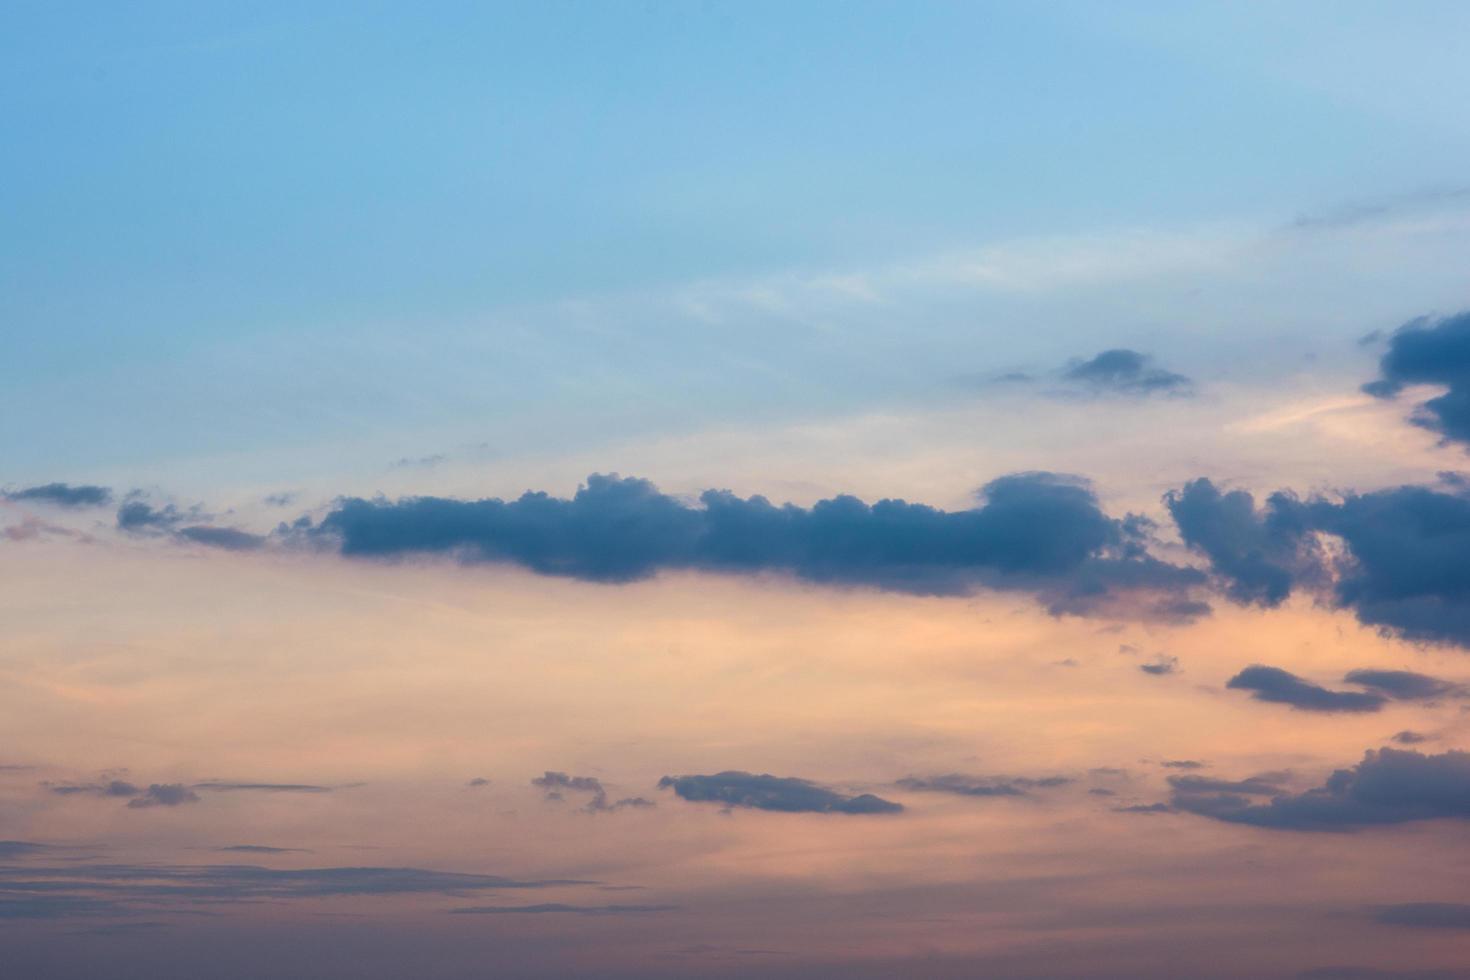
<box><xmin>5</xmin><ymin>2</ymin><xmax>1470</xmax><ymax>476</ymax></box>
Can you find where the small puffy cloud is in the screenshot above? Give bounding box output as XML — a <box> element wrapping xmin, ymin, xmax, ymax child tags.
<box><xmin>1161</xmin><ymin>760</ymin><xmax>1205</xmax><ymax>769</ymax></box>
<box><xmin>4</xmin><ymin>483</ymin><xmax>112</xmax><ymax>508</ymax></box>
<box><xmin>1061</xmin><ymin>349</ymin><xmax>1191</xmax><ymax>396</ymax></box>
<box><xmin>658</xmin><ymin>771</ymin><xmax>902</xmax><ymax>815</ymax></box>
<box><xmin>1392</xmin><ymin>731</ymin><xmax>1431</xmax><ymax>745</ymax></box>
<box><xmin>117</xmin><ymin>501</ymin><xmax>183</xmax><ymax>532</ymax></box>
<box><xmin>1140</xmin><ymin>656</ymin><xmax>1179</xmax><ymax>676</ymax></box>
<box><xmin>1172</xmin><ymin>748</ymin><xmax>1470</xmax><ymax>831</ymax></box>
<box><xmin>1226</xmin><ymin>666</ymin><xmax>1386</xmax><ymax>713</ymax></box>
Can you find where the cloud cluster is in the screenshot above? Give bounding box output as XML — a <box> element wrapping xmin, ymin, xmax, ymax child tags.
<box><xmin>1171</xmin><ymin>748</ymin><xmax>1470</xmax><ymax>830</ymax></box>
<box><xmin>531</xmin><ymin>771</ymin><xmax>653</xmax><ymax>813</ymax></box>
<box><xmin>312</xmin><ymin>472</ymin><xmax>1206</xmax><ymax>620</ymax></box>
<box><xmin>658</xmin><ymin>771</ymin><xmax>902</xmax><ymax>815</ymax></box>
<box><xmin>1363</xmin><ymin>312</ymin><xmax>1470</xmax><ymax>444</ymax></box>
<box><xmin>1166</xmin><ymin>477</ymin><xmax>1470</xmax><ymax>646</ymax></box>
<box><xmin>46</xmin><ymin>781</ymin><xmax>199</xmax><ymax>808</ymax></box>
<box><xmin>116</xmin><ymin>499</ymin><xmax>265</xmax><ymax>551</ymax></box>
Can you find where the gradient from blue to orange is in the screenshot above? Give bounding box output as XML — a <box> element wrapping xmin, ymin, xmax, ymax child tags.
<box><xmin>6</xmin><ymin>4</ymin><xmax>1470</xmax><ymax>978</ymax></box>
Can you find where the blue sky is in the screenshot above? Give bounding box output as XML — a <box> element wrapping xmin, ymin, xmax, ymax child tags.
<box><xmin>13</xmin><ymin>7</ymin><xmax>1470</xmax><ymax>979</ymax></box>
<box><xmin>8</xmin><ymin>2</ymin><xmax>1470</xmax><ymax>480</ymax></box>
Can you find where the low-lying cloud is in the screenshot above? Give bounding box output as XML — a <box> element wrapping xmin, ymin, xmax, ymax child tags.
<box><xmin>658</xmin><ymin>771</ymin><xmax>902</xmax><ymax>815</ymax></box>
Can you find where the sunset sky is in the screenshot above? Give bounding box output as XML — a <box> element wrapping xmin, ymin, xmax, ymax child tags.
<box><xmin>8</xmin><ymin>4</ymin><xmax>1470</xmax><ymax>978</ymax></box>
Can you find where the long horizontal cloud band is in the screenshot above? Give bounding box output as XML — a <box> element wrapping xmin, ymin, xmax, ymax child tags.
<box><xmin>309</xmin><ymin>473</ymin><xmax>1205</xmax><ymax>617</ymax></box>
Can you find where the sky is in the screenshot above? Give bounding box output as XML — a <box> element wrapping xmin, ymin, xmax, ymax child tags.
<box><xmin>6</xmin><ymin>3</ymin><xmax>1470</xmax><ymax>977</ymax></box>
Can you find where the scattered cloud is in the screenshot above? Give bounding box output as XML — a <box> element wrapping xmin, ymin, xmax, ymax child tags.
<box><xmin>658</xmin><ymin>771</ymin><xmax>902</xmax><ymax>815</ymax></box>
<box><xmin>1140</xmin><ymin>656</ymin><xmax>1179</xmax><ymax>676</ymax></box>
<box><xmin>1172</xmin><ymin>748</ymin><xmax>1470</xmax><ymax>831</ymax></box>
<box><xmin>1226</xmin><ymin>666</ymin><xmax>1386</xmax><ymax>713</ymax></box>
<box><xmin>532</xmin><ymin>772</ymin><xmax>653</xmax><ymax>813</ymax></box>
<box><xmin>1061</xmin><ymin>349</ymin><xmax>1192</xmax><ymax>396</ymax></box>
<box><xmin>3</xmin><ymin>483</ymin><xmax>112</xmax><ymax>508</ymax></box>
<box><xmin>1362</xmin><ymin>311</ymin><xmax>1470</xmax><ymax>445</ymax></box>
<box><xmin>126</xmin><ymin>784</ymin><xmax>200</xmax><ymax>809</ymax></box>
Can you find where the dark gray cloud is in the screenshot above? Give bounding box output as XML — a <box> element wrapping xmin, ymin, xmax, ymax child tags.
<box><xmin>177</xmin><ymin>526</ymin><xmax>266</xmax><ymax>551</ymax></box>
<box><xmin>117</xmin><ymin>500</ymin><xmax>262</xmax><ymax>552</ymax></box>
<box><xmin>1111</xmin><ymin>799</ymin><xmax>1170</xmax><ymax>816</ymax></box>
<box><xmin>1161</xmin><ymin>760</ymin><xmax>1205</xmax><ymax>769</ymax></box>
<box><xmin>1164</xmin><ymin>479</ymin><xmax>1315</xmax><ymax>607</ymax></box>
<box><xmin>658</xmin><ymin>771</ymin><xmax>903</xmax><ymax>815</ymax></box>
<box><xmin>1372</xmin><ymin>902</ymin><xmax>1470</xmax><ymax>929</ymax></box>
<box><xmin>310</xmin><ymin>472</ymin><xmax>1206</xmax><ymax>621</ymax></box>
<box><xmin>1062</xmin><ymin>349</ymin><xmax>1192</xmax><ymax>396</ymax></box>
<box><xmin>447</xmin><ymin>903</ymin><xmax>676</xmax><ymax>915</ymax></box>
<box><xmin>1165</xmin><ymin>474</ymin><xmax>1470</xmax><ymax>647</ymax></box>
<box><xmin>532</xmin><ymin>772</ymin><xmax>653</xmax><ymax>813</ymax></box>
<box><xmin>895</xmin><ymin>774</ymin><xmax>1071</xmax><ymax>798</ymax></box>
<box><xmin>117</xmin><ymin>501</ymin><xmax>184</xmax><ymax>532</ymax></box>
<box><xmin>1363</xmin><ymin>311</ymin><xmax>1470</xmax><ymax>445</ymax></box>
<box><xmin>125</xmin><ymin>784</ymin><xmax>200</xmax><ymax>808</ymax></box>
<box><xmin>1392</xmin><ymin>731</ymin><xmax>1431</xmax><ymax>745</ymax></box>
<box><xmin>1171</xmin><ymin>747</ymin><xmax>1470</xmax><ymax>831</ymax></box>
<box><xmin>1140</xmin><ymin>656</ymin><xmax>1179</xmax><ymax>676</ymax></box>
<box><xmin>1226</xmin><ymin>666</ymin><xmax>1386</xmax><ymax>713</ymax></box>
<box><xmin>4</xmin><ymin>483</ymin><xmax>112</xmax><ymax>508</ymax></box>
<box><xmin>467</xmin><ymin>777</ymin><xmax>490</xmax><ymax>787</ymax></box>
<box><xmin>1343</xmin><ymin>669</ymin><xmax>1461</xmax><ymax>701</ymax></box>
<box><xmin>216</xmin><ymin>845</ymin><xmax>308</xmax><ymax>854</ymax></box>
